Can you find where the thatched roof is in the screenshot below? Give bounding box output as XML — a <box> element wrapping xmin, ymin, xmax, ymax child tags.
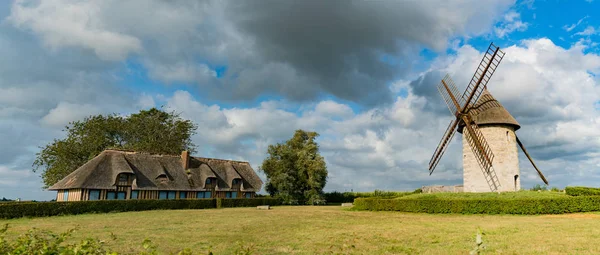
<box><xmin>459</xmin><ymin>89</ymin><xmax>520</xmax><ymax>133</ymax></box>
<box><xmin>49</xmin><ymin>150</ymin><xmax>263</xmax><ymax>192</ymax></box>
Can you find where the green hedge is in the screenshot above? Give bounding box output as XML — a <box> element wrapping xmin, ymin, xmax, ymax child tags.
<box><xmin>565</xmin><ymin>186</ymin><xmax>600</xmax><ymax>196</ymax></box>
<box><xmin>354</xmin><ymin>196</ymin><xmax>600</xmax><ymax>215</ymax></box>
<box><xmin>217</xmin><ymin>198</ymin><xmax>283</xmax><ymax>208</ymax></box>
<box><xmin>324</xmin><ymin>189</ymin><xmax>422</xmax><ymax>203</ymax></box>
<box><xmin>0</xmin><ymin>198</ymin><xmax>281</xmax><ymax>219</ymax></box>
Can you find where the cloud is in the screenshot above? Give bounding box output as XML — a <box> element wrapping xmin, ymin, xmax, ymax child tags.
<box><xmin>575</xmin><ymin>26</ymin><xmax>599</xmax><ymax>36</ymax></box>
<box><xmin>494</xmin><ymin>11</ymin><xmax>528</xmax><ymax>38</ymax></box>
<box><xmin>40</xmin><ymin>102</ymin><xmax>102</xmax><ymax>128</ymax></box>
<box><xmin>7</xmin><ymin>0</ymin><xmax>516</xmax><ymax>107</ymax></box>
<box><xmin>563</xmin><ymin>16</ymin><xmax>589</xmax><ymax>32</ymax></box>
<box><xmin>8</xmin><ymin>0</ymin><xmax>142</xmax><ymax>61</ymax></box>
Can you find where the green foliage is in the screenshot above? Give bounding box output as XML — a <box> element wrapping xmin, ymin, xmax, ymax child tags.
<box><xmin>33</xmin><ymin>108</ymin><xmax>198</xmax><ymax>188</ymax></box>
<box><xmin>0</xmin><ymin>224</ymin><xmax>114</xmax><ymax>255</ymax></box>
<box><xmin>469</xmin><ymin>228</ymin><xmax>486</xmax><ymax>255</ymax></box>
<box><xmin>323</xmin><ymin>189</ymin><xmax>420</xmax><ymax>203</ymax></box>
<box><xmin>530</xmin><ymin>184</ymin><xmax>548</xmax><ymax>191</ymax></box>
<box><xmin>354</xmin><ymin>195</ymin><xmax>600</xmax><ymax>214</ymax></box>
<box><xmin>0</xmin><ymin>198</ymin><xmax>281</xmax><ymax>219</ymax></box>
<box><xmin>260</xmin><ymin>130</ymin><xmax>328</xmax><ymax>205</ymax></box>
<box><xmin>403</xmin><ymin>190</ymin><xmax>565</xmax><ymax>200</ymax></box>
<box><xmin>0</xmin><ymin>224</ymin><xmax>228</xmax><ymax>254</ymax></box>
<box><xmin>565</xmin><ymin>186</ymin><xmax>600</xmax><ymax>196</ymax></box>
<box><xmin>217</xmin><ymin>198</ymin><xmax>282</xmax><ymax>208</ymax></box>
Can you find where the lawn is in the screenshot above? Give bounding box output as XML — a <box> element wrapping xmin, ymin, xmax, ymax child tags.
<box><xmin>2</xmin><ymin>205</ymin><xmax>600</xmax><ymax>254</ymax></box>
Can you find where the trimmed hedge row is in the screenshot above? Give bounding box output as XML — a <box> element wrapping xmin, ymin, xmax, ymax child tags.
<box><xmin>354</xmin><ymin>196</ymin><xmax>600</xmax><ymax>215</ymax></box>
<box><xmin>324</xmin><ymin>189</ymin><xmax>422</xmax><ymax>203</ymax></box>
<box><xmin>0</xmin><ymin>198</ymin><xmax>282</xmax><ymax>219</ymax></box>
<box><xmin>565</xmin><ymin>186</ymin><xmax>600</xmax><ymax>196</ymax></box>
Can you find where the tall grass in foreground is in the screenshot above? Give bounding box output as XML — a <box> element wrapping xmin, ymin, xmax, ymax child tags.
<box><xmin>0</xmin><ymin>224</ymin><xmax>255</xmax><ymax>255</ymax></box>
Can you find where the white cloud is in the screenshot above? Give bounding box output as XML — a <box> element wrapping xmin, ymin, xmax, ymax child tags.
<box><xmin>494</xmin><ymin>11</ymin><xmax>528</xmax><ymax>38</ymax></box>
<box><xmin>575</xmin><ymin>26</ymin><xmax>599</xmax><ymax>36</ymax></box>
<box><xmin>40</xmin><ymin>102</ymin><xmax>102</xmax><ymax>127</ymax></box>
<box><xmin>563</xmin><ymin>16</ymin><xmax>589</xmax><ymax>32</ymax></box>
<box><xmin>8</xmin><ymin>0</ymin><xmax>142</xmax><ymax>61</ymax></box>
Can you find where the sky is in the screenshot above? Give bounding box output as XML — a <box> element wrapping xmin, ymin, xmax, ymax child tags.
<box><xmin>1</xmin><ymin>0</ymin><xmax>600</xmax><ymax>201</ymax></box>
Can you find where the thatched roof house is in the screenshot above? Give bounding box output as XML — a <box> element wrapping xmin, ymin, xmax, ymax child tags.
<box><xmin>49</xmin><ymin>150</ymin><xmax>263</xmax><ymax>201</ymax></box>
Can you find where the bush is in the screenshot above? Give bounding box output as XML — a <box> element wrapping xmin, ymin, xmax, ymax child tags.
<box><xmin>565</xmin><ymin>186</ymin><xmax>600</xmax><ymax>196</ymax></box>
<box><xmin>354</xmin><ymin>196</ymin><xmax>600</xmax><ymax>215</ymax></box>
<box><xmin>530</xmin><ymin>184</ymin><xmax>548</xmax><ymax>191</ymax></box>
<box><xmin>324</xmin><ymin>189</ymin><xmax>421</xmax><ymax>204</ymax></box>
<box><xmin>0</xmin><ymin>198</ymin><xmax>281</xmax><ymax>219</ymax></box>
<box><xmin>217</xmin><ymin>198</ymin><xmax>282</xmax><ymax>208</ymax></box>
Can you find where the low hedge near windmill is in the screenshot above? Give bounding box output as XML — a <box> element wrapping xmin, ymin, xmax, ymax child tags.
<box><xmin>353</xmin><ymin>187</ymin><xmax>600</xmax><ymax>215</ymax></box>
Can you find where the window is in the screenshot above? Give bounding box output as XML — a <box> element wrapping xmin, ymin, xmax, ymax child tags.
<box><xmin>196</xmin><ymin>191</ymin><xmax>212</xmax><ymax>199</ymax></box>
<box><xmin>226</xmin><ymin>192</ymin><xmax>237</xmax><ymax>198</ymax></box>
<box><xmin>179</xmin><ymin>192</ymin><xmax>187</xmax><ymax>199</ymax></box>
<box><xmin>131</xmin><ymin>190</ymin><xmax>138</xmax><ymax>200</ymax></box>
<box><xmin>159</xmin><ymin>191</ymin><xmax>168</xmax><ymax>199</ymax></box>
<box><xmin>231</xmin><ymin>192</ymin><xmax>237</xmax><ymax>198</ymax></box>
<box><xmin>106</xmin><ymin>191</ymin><xmax>126</xmax><ymax>200</ymax></box>
<box><xmin>89</xmin><ymin>190</ymin><xmax>100</xmax><ymax>200</ymax></box>
<box><xmin>245</xmin><ymin>193</ymin><xmax>251</xmax><ymax>198</ymax></box>
<box><xmin>63</xmin><ymin>190</ymin><xmax>68</xmax><ymax>201</ymax></box>
<box><xmin>205</xmin><ymin>178</ymin><xmax>212</xmax><ymax>184</ymax></box>
<box><xmin>119</xmin><ymin>174</ymin><xmax>128</xmax><ymax>182</ymax></box>
<box><xmin>226</xmin><ymin>192</ymin><xmax>231</xmax><ymax>198</ymax></box>
<box><xmin>232</xmin><ymin>179</ymin><xmax>240</xmax><ymax>185</ymax></box>
<box><xmin>167</xmin><ymin>191</ymin><xmax>176</xmax><ymax>199</ymax></box>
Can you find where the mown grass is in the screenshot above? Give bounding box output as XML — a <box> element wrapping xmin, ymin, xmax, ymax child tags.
<box><xmin>398</xmin><ymin>190</ymin><xmax>566</xmax><ymax>200</ymax></box>
<box><xmin>2</xmin><ymin>205</ymin><xmax>600</xmax><ymax>254</ymax></box>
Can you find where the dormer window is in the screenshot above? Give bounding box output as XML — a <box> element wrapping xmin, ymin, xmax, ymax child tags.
<box><xmin>119</xmin><ymin>174</ymin><xmax>128</xmax><ymax>182</ymax></box>
<box><xmin>232</xmin><ymin>179</ymin><xmax>240</xmax><ymax>185</ymax></box>
<box><xmin>157</xmin><ymin>174</ymin><xmax>168</xmax><ymax>183</ymax></box>
<box><xmin>206</xmin><ymin>178</ymin><xmax>212</xmax><ymax>184</ymax></box>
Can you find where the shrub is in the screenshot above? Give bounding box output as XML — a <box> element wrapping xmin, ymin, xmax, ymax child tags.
<box><xmin>324</xmin><ymin>189</ymin><xmax>421</xmax><ymax>204</ymax></box>
<box><xmin>0</xmin><ymin>198</ymin><xmax>281</xmax><ymax>219</ymax></box>
<box><xmin>565</xmin><ymin>186</ymin><xmax>600</xmax><ymax>196</ymax></box>
<box><xmin>0</xmin><ymin>224</ymin><xmax>223</xmax><ymax>254</ymax></box>
<box><xmin>530</xmin><ymin>184</ymin><xmax>548</xmax><ymax>191</ymax></box>
<box><xmin>353</xmin><ymin>196</ymin><xmax>600</xmax><ymax>215</ymax></box>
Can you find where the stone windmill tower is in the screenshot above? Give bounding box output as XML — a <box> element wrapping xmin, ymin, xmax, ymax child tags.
<box><xmin>428</xmin><ymin>42</ymin><xmax>548</xmax><ymax>192</ymax></box>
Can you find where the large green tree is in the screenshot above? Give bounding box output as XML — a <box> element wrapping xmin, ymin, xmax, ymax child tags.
<box><xmin>34</xmin><ymin>108</ymin><xmax>197</xmax><ymax>188</ymax></box>
<box><xmin>260</xmin><ymin>130</ymin><xmax>328</xmax><ymax>205</ymax></box>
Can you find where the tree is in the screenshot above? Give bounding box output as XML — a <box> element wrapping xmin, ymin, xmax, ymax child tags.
<box><xmin>260</xmin><ymin>130</ymin><xmax>328</xmax><ymax>205</ymax></box>
<box><xmin>33</xmin><ymin>108</ymin><xmax>197</xmax><ymax>188</ymax></box>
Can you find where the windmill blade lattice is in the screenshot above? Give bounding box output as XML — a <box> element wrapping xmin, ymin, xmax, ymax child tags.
<box><xmin>461</xmin><ymin>43</ymin><xmax>505</xmax><ymax>112</ymax></box>
<box><xmin>428</xmin><ymin>118</ymin><xmax>460</xmax><ymax>175</ymax></box>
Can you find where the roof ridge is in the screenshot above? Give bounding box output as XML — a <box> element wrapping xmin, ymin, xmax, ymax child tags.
<box><xmin>192</xmin><ymin>156</ymin><xmax>249</xmax><ymax>164</ymax></box>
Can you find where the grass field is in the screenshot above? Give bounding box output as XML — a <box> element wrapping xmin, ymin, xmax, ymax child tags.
<box><xmin>2</xmin><ymin>205</ymin><xmax>600</xmax><ymax>254</ymax></box>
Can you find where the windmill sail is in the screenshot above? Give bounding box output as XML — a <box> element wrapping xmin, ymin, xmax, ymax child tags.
<box><xmin>429</xmin><ymin>118</ymin><xmax>460</xmax><ymax>175</ymax></box>
<box><xmin>516</xmin><ymin>135</ymin><xmax>549</xmax><ymax>185</ymax></box>
<box><xmin>461</xmin><ymin>43</ymin><xmax>505</xmax><ymax>112</ymax></box>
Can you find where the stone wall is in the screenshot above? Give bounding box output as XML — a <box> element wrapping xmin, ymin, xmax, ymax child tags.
<box><xmin>463</xmin><ymin>125</ymin><xmax>520</xmax><ymax>192</ymax></box>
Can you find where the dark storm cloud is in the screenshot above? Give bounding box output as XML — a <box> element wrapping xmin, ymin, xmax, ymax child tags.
<box><xmin>217</xmin><ymin>0</ymin><xmax>514</xmax><ymax>106</ymax></box>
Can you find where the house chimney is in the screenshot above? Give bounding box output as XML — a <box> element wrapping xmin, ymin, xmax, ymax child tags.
<box><xmin>181</xmin><ymin>150</ymin><xmax>189</xmax><ymax>169</ymax></box>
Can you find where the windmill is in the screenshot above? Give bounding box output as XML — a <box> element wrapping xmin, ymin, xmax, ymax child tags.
<box><xmin>428</xmin><ymin>42</ymin><xmax>548</xmax><ymax>192</ymax></box>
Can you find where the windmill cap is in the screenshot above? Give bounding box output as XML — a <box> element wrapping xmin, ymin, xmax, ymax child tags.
<box><xmin>458</xmin><ymin>89</ymin><xmax>520</xmax><ymax>133</ymax></box>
